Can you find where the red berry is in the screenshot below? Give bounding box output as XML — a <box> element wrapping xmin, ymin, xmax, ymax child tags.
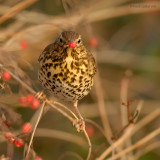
<box><xmin>20</xmin><ymin>41</ymin><xmax>27</xmax><ymax>49</ymax></box>
<box><xmin>68</xmin><ymin>41</ymin><xmax>76</xmax><ymax>48</ymax></box>
<box><xmin>8</xmin><ymin>137</ymin><xmax>16</xmax><ymax>144</ymax></box>
<box><xmin>19</xmin><ymin>96</ymin><xmax>28</xmax><ymax>107</ymax></box>
<box><xmin>14</xmin><ymin>138</ymin><xmax>24</xmax><ymax>147</ymax></box>
<box><xmin>4</xmin><ymin>132</ymin><xmax>15</xmax><ymax>139</ymax></box>
<box><xmin>34</xmin><ymin>156</ymin><xmax>42</xmax><ymax>160</ymax></box>
<box><xmin>26</xmin><ymin>94</ymin><xmax>34</xmax><ymax>104</ymax></box>
<box><xmin>86</xmin><ymin>125</ymin><xmax>94</xmax><ymax>137</ymax></box>
<box><xmin>89</xmin><ymin>37</ymin><xmax>98</xmax><ymax>47</ymax></box>
<box><xmin>2</xmin><ymin>71</ymin><xmax>11</xmax><ymax>81</ymax></box>
<box><xmin>4</xmin><ymin>132</ymin><xmax>16</xmax><ymax>144</ymax></box>
<box><xmin>21</xmin><ymin>122</ymin><xmax>32</xmax><ymax>134</ymax></box>
<box><xmin>30</xmin><ymin>98</ymin><xmax>40</xmax><ymax>109</ymax></box>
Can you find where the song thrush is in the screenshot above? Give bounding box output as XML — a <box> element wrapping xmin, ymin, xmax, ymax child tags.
<box><xmin>38</xmin><ymin>31</ymin><xmax>96</xmax><ymax>131</ymax></box>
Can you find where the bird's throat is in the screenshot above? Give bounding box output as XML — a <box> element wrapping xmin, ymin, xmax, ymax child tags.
<box><xmin>66</xmin><ymin>47</ymin><xmax>72</xmax><ymax>57</ymax></box>
<box><xmin>65</xmin><ymin>47</ymin><xmax>73</xmax><ymax>64</ymax></box>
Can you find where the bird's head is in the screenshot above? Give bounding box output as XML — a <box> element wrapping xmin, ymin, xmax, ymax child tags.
<box><xmin>57</xmin><ymin>31</ymin><xmax>82</xmax><ymax>49</ymax></box>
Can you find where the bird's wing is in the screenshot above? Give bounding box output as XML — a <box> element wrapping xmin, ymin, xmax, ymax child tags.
<box><xmin>80</xmin><ymin>49</ymin><xmax>97</xmax><ymax>76</ymax></box>
<box><xmin>86</xmin><ymin>50</ymin><xmax>97</xmax><ymax>75</ymax></box>
<box><xmin>38</xmin><ymin>43</ymin><xmax>54</xmax><ymax>63</ymax></box>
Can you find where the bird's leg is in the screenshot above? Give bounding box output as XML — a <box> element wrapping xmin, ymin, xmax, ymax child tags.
<box><xmin>35</xmin><ymin>89</ymin><xmax>47</xmax><ymax>100</ymax></box>
<box><xmin>73</xmin><ymin>101</ymin><xmax>85</xmax><ymax>132</ymax></box>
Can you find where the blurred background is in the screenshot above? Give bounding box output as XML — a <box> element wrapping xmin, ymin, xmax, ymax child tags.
<box><xmin>0</xmin><ymin>0</ymin><xmax>160</xmax><ymax>160</ymax></box>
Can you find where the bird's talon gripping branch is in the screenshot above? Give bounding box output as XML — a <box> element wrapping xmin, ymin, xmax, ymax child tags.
<box><xmin>73</xmin><ymin>118</ymin><xmax>85</xmax><ymax>132</ymax></box>
<box><xmin>35</xmin><ymin>91</ymin><xmax>46</xmax><ymax>100</ymax></box>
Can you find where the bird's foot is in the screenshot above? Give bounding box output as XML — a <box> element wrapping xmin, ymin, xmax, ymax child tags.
<box><xmin>35</xmin><ymin>90</ymin><xmax>46</xmax><ymax>100</ymax></box>
<box><xmin>73</xmin><ymin>118</ymin><xmax>85</xmax><ymax>132</ymax></box>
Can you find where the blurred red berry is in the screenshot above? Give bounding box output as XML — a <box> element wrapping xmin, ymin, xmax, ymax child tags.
<box><xmin>6</xmin><ymin>133</ymin><xmax>16</xmax><ymax>144</ymax></box>
<box><xmin>26</xmin><ymin>94</ymin><xmax>34</xmax><ymax>104</ymax></box>
<box><xmin>68</xmin><ymin>41</ymin><xmax>76</xmax><ymax>48</ymax></box>
<box><xmin>86</xmin><ymin>125</ymin><xmax>94</xmax><ymax>137</ymax></box>
<box><xmin>30</xmin><ymin>98</ymin><xmax>40</xmax><ymax>109</ymax></box>
<box><xmin>19</xmin><ymin>96</ymin><xmax>28</xmax><ymax>107</ymax></box>
<box><xmin>14</xmin><ymin>138</ymin><xmax>24</xmax><ymax>147</ymax></box>
<box><xmin>4</xmin><ymin>132</ymin><xmax>15</xmax><ymax>139</ymax></box>
<box><xmin>34</xmin><ymin>156</ymin><xmax>42</xmax><ymax>160</ymax></box>
<box><xmin>4</xmin><ymin>132</ymin><xmax>16</xmax><ymax>144</ymax></box>
<box><xmin>20</xmin><ymin>41</ymin><xmax>27</xmax><ymax>49</ymax></box>
<box><xmin>21</xmin><ymin>122</ymin><xmax>32</xmax><ymax>134</ymax></box>
<box><xmin>2</xmin><ymin>71</ymin><xmax>11</xmax><ymax>81</ymax></box>
<box><xmin>8</xmin><ymin>137</ymin><xmax>16</xmax><ymax>144</ymax></box>
<box><xmin>88</xmin><ymin>37</ymin><xmax>98</xmax><ymax>47</ymax></box>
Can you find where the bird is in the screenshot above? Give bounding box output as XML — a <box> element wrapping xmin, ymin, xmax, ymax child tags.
<box><xmin>38</xmin><ymin>31</ymin><xmax>97</xmax><ymax>131</ymax></box>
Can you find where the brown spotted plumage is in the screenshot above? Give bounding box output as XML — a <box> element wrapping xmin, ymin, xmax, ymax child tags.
<box><xmin>38</xmin><ymin>31</ymin><xmax>96</xmax><ymax>102</ymax></box>
<box><xmin>38</xmin><ymin>31</ymin><xmax>96</xmax><ymax>131</ymax></box>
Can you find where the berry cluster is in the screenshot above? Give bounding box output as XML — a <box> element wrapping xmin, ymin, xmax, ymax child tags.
<box><xmin>4</xmin><ymin>122</ymin><xmax>42</xmax><ymax>159</ymax></box>
<box><xmin>4</xmin><ymin>132</ymin><xmax>24</xmax><ymax>147</ymax></box>
<box><xmin>4</xmin><ymin>122</ymin><xmax>32</xmax><ymax>147</ymax></box>
<box><xmin>19</xmin><ymin>94</ymin><xmax>40</xmax><ymax>109</ymax></box>
<box><xmin>1</xmin><ymin>64</ymin><xmax>42</xmax><ymax>159</ymax></box>
<box><xmin>1</xmin><ymin>72</ymin><xmax>40</xmax><ymax>109</ymax></box>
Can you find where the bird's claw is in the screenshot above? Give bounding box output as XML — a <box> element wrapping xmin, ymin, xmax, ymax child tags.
<box><xmin>35</xmin><ymin>91</ymin><xmax>46</xmax><ymax>100</ymax></box>
<box><xmin>73</xmin><ymin>118</ymin><xmax>85</xmax><ymax>132</ymax></box>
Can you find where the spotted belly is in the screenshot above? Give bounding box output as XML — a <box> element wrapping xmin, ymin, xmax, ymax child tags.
<box><xmin>38</xmin><ymin>62</ymin><xmax>93</xmax><ymax>101</ymax></box>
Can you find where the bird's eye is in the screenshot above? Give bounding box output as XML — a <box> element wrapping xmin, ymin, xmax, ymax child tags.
<box><xmin>78</xmin><ymin>39</ymin><xmax>81</xmax><ymax>44</ymax></box>
<box><xmin>60</xmin><ymin>38</ymin><xmax>63</xmax><ymax>43</ymax></box>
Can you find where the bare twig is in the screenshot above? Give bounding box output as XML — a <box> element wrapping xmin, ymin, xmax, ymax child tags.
<box><xmin>84</xmin><ymin>129</ymin><xmax>92</xmax><ymax>160</ymax></box>
<box><xmin>53</xmin><ymin>101</ymin><xmax>78</xmax><ymax>120</ymax></box>
<box><xmin>0</xmin><ymin>3</ymin><xmax>159</xmax><ymax>26</ymax></box>
<box><xmin>131</xmin><ymin>108</ymin><xmax>160</xmax><ymax>135</ymax></box>
<box><xmin>96</xmin><ymin>100</ymin><xmax>144</xmax><ymax>160</ymax></box>
<box><xmin>0</xmin><ymin>0</ymin><xmax>38</xmax><ymax>24</ymax></box>
<box><xmin>120</xmin><ymin>71</ymin><xmax>134</xmax><ymax>160</ymax></box>
<box><xmin>25</xmin><ymin>101</ymin><xmax>46</xmax><ymax>159</ymax></box>
<box><xmin>106</xmin><ymin>128</ymin><xmax>160</xmax><ymax>160</ymax></box>
<box><xmin>87</xmin><ymin>4</ymin><xmax>160</xmax><ymax>23</ymax></box>
<box><xmin>120</xmin><ymin>72</ymin><xmax>130</xmax><ymax>126</ymax></box>
<box><xmin>48</xmin><ymin>101</ymin><xmax>74</xmax><ymax>123</ymax></box>
<box><xmin>96</xmin><ymin>124</ymin><xmax>133</xmax><ymax>160</ymax></box>
<box><xmin>135</xmin><ymin>141</ymin><xmax>160</xmax><ymax>159</ymax></box>
<box><xmin>112</xmin><ymin>100</ymin><xmax>143</xmax><ymax>140</ymax></box>
<box><xmin>132</xmin><ymin>100</ymin><xmax>143</xmax><ymax>122</ymax></box>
